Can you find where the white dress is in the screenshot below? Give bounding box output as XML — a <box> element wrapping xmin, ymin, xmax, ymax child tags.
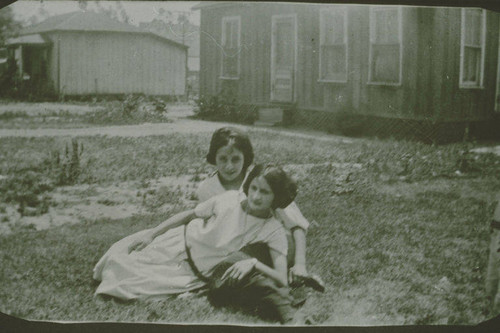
<box><xmin>197</xmin><ymin>170</ymin><xmax>310</xmax><ymax>233</ymax></box>
<box><xmin>93</xmin><ymin>191</ymin><xmax>287</xmax><ymax>300</ymax></box>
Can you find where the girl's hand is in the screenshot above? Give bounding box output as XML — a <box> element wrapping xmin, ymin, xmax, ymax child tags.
<box><xmin>128</xmin><ymin>234</ymin><xmax>154</xmax><ymax>253</ymax></box>
<box><xmin>289</xmin><ymin>264</ymin><xmax>308</xmax><ymax>285</ymax></box>
<box><xmin>221</xmin><ymin>258</ymin><xmax>258</xmax><ymax>286</ymax></box>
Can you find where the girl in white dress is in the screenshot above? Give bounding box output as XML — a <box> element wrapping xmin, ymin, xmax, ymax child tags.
<box><xmin>196</xmin><ymin>127</ymin><xmax>323</xmax><ymax>291</ymax></box>
<box><xmin>93</xmin><ymin>165</ymin><xmax>300</xmax><ymax>323</ymax></box>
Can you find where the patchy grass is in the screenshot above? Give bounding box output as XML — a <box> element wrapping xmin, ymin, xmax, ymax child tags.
<box><xmin>0</xmin><ymin>99</ymin><xmax>171</xmax><ymax>129</ymax></box>
<box><xmin>0</xmin><ymin>130</ymin><xmax>499</xmax><ymax>324</ymax></box>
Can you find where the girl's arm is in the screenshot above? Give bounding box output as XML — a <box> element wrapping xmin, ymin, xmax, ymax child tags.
<box><xmin>290</xmin><ymin>227</ymin><xmax>308</xmax><ymax>279</ymax></box>
<box><xmin>128</xmin><ymin>209</ymin><xmax>196</xmax><ymax>253</ymax></box>
<box><xmin>259</xmin><ymin>248</ymin><xmax>288</xmax><ymax>287</ymax></box>
<box><xmin>222</xmin><ymin>249</ymin><xmax>288</xmax><ymax>287</ymax></box>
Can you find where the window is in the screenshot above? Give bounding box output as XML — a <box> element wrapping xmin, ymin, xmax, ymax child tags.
<box><xmin>221</xmin><ymin>16</ymin><xmax>240</xmax><ymax>79</ymax></box>
<box><xmin>460</xmin><ymin>8</ymin><xmax>486</xmax><ymax>88</ymax></box>
<box><xmin>368</xmin><ymin>6</ymin><xmax>402</xmax><ymax>85</ymax></box>
<box><xmin>319</xmin><ymin>7</ymin><xmax>348</xmax><ymax>82</ymax></box>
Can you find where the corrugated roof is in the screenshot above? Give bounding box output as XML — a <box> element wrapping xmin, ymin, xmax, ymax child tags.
<box><xmin>19</xmin><ymin>11</ymin><xmax>187</xmax><ymax>49</ymax></box>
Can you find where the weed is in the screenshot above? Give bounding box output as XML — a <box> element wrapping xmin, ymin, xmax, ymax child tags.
<box><xmin>83</xmin><ymin>95</ymin><xmax>170</xmax><ymax>125</ymax></box>
<box><xmin>96</xmin><ymin>199</ymin><xmax>119</xmax><ymax>206</ymax></box>
<box><xmin>54</xmin><ymin>138</ymin><xmax>84</xmax><ymax>186</ymax></box>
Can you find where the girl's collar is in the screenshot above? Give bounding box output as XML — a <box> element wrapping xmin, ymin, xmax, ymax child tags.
<box><xmin>240</xmin><ymin>199</ymin><xmax>274</xmax><ymax>219</ymax></box>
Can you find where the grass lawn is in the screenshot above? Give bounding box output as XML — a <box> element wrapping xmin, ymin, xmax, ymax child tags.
<box><xmin>0</xmin><ymin>127</ymin><xmax>499</xmax><ymax>325</ymax></box>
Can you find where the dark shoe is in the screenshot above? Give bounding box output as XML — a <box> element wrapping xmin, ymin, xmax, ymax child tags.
<box><xmin>292</xmin><ymin>274</ymin><xmax>325</xmax><ymax>293</ymax></box>
<box><xmin>304</xmin><ymin>274</ymin><xmax>325</xmax><ymax>292</ymax></box>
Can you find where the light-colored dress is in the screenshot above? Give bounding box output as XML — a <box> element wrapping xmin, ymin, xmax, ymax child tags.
<box><xmin>197</xmin><ymin>170</ymin><xmax>310</xmax><ymax>234</ymax></box>
<box><xmin>93</xmin><ymin>191</ymin><xmax>287</xmax><ymax>300</ymax></box>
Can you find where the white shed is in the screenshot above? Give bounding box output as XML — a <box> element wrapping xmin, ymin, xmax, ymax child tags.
<box><xmin>6</xmin><ymin>11</ymin><xmax>188</xmax><ymax>97</ymax></box>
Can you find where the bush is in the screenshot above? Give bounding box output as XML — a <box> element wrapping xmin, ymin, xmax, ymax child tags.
<box><xmin>0</xmin><ymin>171</ymin><xmax>54</xmax><ymax>216</ymax></box>
<box><xmin>0</xmin><ymin>58</ymin><xmax>58</xmax><ymax>102</ymax></box>
<box><xmin>84</xmin><ymin>94</ymin><xmax>170</xmax><ymax>125</ymax></box>
<box><xmin>194</xmin><ymin>92</ymin><xmax>258</xmax><ymax>125</ymax></box>
<box><xmin>0</xmin><ymin>138</ymin><xmax>86</xmax><ymax>216</ymax></box>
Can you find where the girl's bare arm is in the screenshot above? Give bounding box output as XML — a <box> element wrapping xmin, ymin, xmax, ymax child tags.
<box><xmin>221</xmin><ymin>249</ymin><xmax>288</xmax><ymax>287</ymax></box>
<box><xmin>291</xmin><ymin>228</ymin><xmax>307</xmax><ymax>274</ymax></box>
<box><xmin>129</xmin><ymin>209</ymin><xmax>196</xmax><ymax>252</ymax></box>
<box><xmin>257</xmin><ymin>249</ymin><xmax>288</xmax><ymax>287</ymax></box>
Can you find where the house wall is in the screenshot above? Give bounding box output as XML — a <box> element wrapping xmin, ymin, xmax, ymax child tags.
<box><xmin>46</xmin><ymin>31</ymin><xmax>186</xmax><ymax>96</ymax></box>
<box><xmin>426</xmin><ymin>7</ymin><xmax>499</xmax><ymax>122</ymax></box>
<box><xmin>200</xmin><ymin>3</ymin><xmax>500</xmax><ymax>123</ymax></box>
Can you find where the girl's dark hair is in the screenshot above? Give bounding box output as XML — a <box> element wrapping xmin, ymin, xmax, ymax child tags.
<box><xmin>243</xmin><ymin>164</ymin><xmax>297</xmax><ymax>209</ymax></box>
<box><xmin>206</xmin><ymin>127</ymin><xmax>254</xmax><ymax>170</ymax></box>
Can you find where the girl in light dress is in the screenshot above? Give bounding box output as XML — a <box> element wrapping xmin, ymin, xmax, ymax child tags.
<box><xmin>196</xmin><ymin>127</ymin><xmax>323</xmax><ymax>290</ymax></box>
<box><xmin>93</xmin><ymin>164</ymin><xmax>302</xmax><ymax>323</ymax></box>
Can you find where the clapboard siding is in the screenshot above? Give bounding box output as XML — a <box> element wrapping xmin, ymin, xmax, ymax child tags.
<box><xmin>47</xmin><ymin>31</ymin><xmax>185</xmax><ymax>96</ymax></box>
<box><xmin>199</xmin><ymin>3</ymin><xmax>500</xmax><ymax>122</ymax></box>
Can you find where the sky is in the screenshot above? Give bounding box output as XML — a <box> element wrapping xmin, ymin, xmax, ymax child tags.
<box><xmin>6</xmin><ymin>0</ymin><xmax>201</xmax><ymax>26</ymax></box>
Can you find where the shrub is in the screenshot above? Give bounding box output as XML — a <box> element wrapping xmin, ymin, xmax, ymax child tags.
<box><xmin>0</xmin><ymin>171</ymin><xmax>54</xmax><ymax>216</ymax></box>
<box><xmin>194</xmin><ymin>92</ymin><xmax>258</xmax><ymax>125</ymax></box>
<box><xmin>0</xmin><ymin>58</ymin><xmax>57</xmax><ymax>102</ymax></box>
<box><xmin>0</xmin><ymin>138</ymin><xmax>86</xmax><ymax>216</ymax></box>
<box><xmin>83</xmin><ymin>94</ymin><xmax>170</xmax><ymax>125</ymax></box>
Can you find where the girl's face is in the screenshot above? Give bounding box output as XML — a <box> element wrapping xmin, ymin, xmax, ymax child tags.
<box><xmin>247</xmin><ymin>176</ymin><xmax>274</xmax><ymax>213</ymax></box>
<box><xmin>215</xmin><ymin>144</ymin><xmax>245</xmax><ymax>182</ymax></box>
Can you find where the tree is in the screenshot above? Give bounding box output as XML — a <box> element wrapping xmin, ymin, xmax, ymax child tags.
<box><xmin>25</xmin><ymin>4</ymin><xmax>50</xmax><ymax>26</ymax></box>
<box><xmin>91</xmin><ymin>0</ymin><xmax>130</xmax><ymax>23</ymax></box>
<box><xmin>0</xmin><ymin>6</ymin><xmax>21</xmax><ymax>46</ymax></box>
<box><xmin>140</xmin><ymin>9</ymin><xmax>194</xmax><ymax>46</ymax></box>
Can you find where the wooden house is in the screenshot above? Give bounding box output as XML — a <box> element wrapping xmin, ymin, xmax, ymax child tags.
<box><xmin>195</xmin><ymin>2</ymin><xmax>500</xmax><ymax>141</ymax></box>
<box><xmin>5</xmin><ymin>11</ymin><xmax>188</xmax><ymax>97</ymax></box>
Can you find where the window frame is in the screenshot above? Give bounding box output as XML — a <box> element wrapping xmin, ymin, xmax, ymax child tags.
<box><xmin>220</xmin><ymin>15</ymin><xmax>241</xmax><ymax>80</ymax></box>
<box><xmin>367</xmin><ymin>6</ymin><xmax>403</xmax><ymax>86</ymax></box>
<box><xmin>318</xmin><ymin>6</ymin><xmax>349</xmax><ymax>84</ymax></box>
<box><xmin>459</xmin><ymin>8</ymin><xmax>486</xmax><ymax>89</ymax></box>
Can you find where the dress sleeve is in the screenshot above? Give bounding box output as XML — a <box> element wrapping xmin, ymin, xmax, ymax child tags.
<box><xmin>263</xmin><ymin>222</ymin><xmax>288</xmax><ymax>257</ymax></box>
<box><xmin>194</xmin><ymin>196</ymin><xmax>217</xmax><ymax>218</ymax></box>
<box><xmin>196</xmin><ymin>173</ymin><xmax>225</xmax><ymax>203</ymax></box>
<box><xmin>274</xmin><ymin>201</ymin><xmax>310</xmax><ymax>231</ymax></box>
<box><xmin>196</xmin><ymin>178</ymin><xmax>212</xmax><ymax>203</ymax></box>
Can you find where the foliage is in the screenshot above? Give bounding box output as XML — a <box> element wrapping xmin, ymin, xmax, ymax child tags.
<box><xmin>0</xmin><ymin>138</ymin><xmax>84</xmax><ymax>216</ymax></box>
<box><xmin>0</xmin><ymin>57</ymin><xmax>58</xmax><ymax>102</ymax></box>
<box><xmin>52</xmin><ymin>138</ymin><xmax>84</xmax><ymax>186</ymax></box>
<box><xmin>0</xmin><ymin>6</ymin><xmax>22</xmax><ymax>46</ymax></box>
<box><xmin>194</xmin><ymin>92</ymin><xmax>258</xmax><ymax>125</ymax></box>
<box><xmin>83</xmin><ymin>94</ymin><xmax>169</xmax><ymax>125</ymax></box>
<box><xmin>0</xmin><ymin>57</ymin><xmax>18</xmax><ymax>94</ymax></box>
<box><xmin>0</xmin><ymin>171</ymin><xmax>53</xmax><ymax>217</ymax></box>
<box><xmin>91</xmin><ymin>0</ymin><xmax>131</xmax><ymax>24</ymax></box>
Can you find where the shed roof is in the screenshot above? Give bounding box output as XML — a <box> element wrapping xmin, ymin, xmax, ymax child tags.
<box><xmin>6</xmin><ymin>34</ymin><xmax>50</xmax><ymax>46</ymax></box>
<box><xmin>192</xmin><ymin>2</ymin><xmax>243</xmax><ymax>10</ymax></box>
<box><xmin>19</xmin><ymin>11</ymin><xmax>187</xmax><ymax>49</ymax></box>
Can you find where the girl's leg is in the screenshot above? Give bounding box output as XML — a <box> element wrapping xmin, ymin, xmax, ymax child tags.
<box><xmin>208</xmin><ymin>251</ymin><xmax>296</xmax><ymax>323</ymax></box>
